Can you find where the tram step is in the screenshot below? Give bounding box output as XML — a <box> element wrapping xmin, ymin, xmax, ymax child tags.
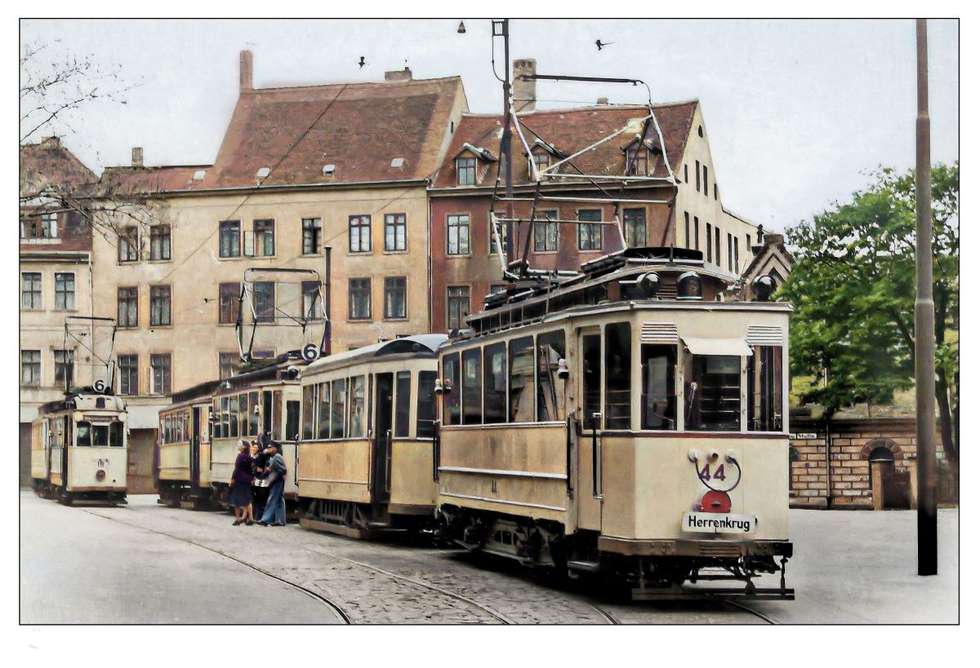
<box><xmin>567</xmin><ymin>560</ymin><xmax>601</xmax><ymax>573</ymax></box>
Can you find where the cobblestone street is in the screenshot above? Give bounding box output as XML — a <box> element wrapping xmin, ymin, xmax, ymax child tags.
<box><xmin>20</xmin><ymin>491</ymin><xmax>958</xmax><ymax>624</ymax></box>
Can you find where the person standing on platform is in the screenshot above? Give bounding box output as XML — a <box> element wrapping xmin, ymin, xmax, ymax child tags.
<box><xmin>257</xmin><ymin>443</ymin><xmax>287</xmax><ymax>526</ymax></box>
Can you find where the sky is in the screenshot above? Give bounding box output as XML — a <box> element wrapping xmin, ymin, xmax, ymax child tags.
<box><xmin>21</xmin><ymin>18</ymin><xmax>959</xmax><ymax>231</ymax></box>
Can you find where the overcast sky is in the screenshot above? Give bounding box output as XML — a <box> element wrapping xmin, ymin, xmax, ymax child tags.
<box><xmin>21</xmin><ymin>18</ymin><xmax>958</xmax><ymax>231</ymax></box>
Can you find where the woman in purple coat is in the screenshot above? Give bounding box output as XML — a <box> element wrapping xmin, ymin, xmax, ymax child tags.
<box><xmin>229</xmin><ymin>440</ymin><xmax>254</xmax><ymax>526</ymax></box>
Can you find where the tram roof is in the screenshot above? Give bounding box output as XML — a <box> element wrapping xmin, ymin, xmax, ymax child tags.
<box><xmin>38</xmin><ymin>391</ymin><xmax>126</xmax><ymax>415</ymax></box>
<box><xmin>169</xmin><ymin>350</ymin><xmax>311</xmax><ymax>405</ymax></box>
<box><xmin>304</xmin><ymin>334</ymin><xmax>447</xmax><ymax>376</ymax></box>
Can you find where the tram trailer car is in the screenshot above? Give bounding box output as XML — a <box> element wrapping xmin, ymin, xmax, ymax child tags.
<box><xmin>31</xmin><ymin>390</ymin><xmax>128</xmax><ymax>505</ymax></box>
<box><xmin>297</xmin><ymin>335</ymin><xmax>445</xmax><ymax>537</ymax></box>
<box><xmin>208</xmin><ymin>353</ymin><xmax>305</xmax><ymax>511</ymax></box>
<box><xmin>156</xmin><ymin>380</ymin><xmax>219</xmax><ymax>508</ymax></box>
<box><xmin>434</xmin><ymin>248</ymin><xmax>793</xmax><ymax>599</ymax></box>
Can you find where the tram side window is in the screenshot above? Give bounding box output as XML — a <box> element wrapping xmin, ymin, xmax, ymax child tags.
<box><xmin>536</xmin><ymin>331</ymin><xmax>566</xmax><ymax>422</ymax></box>
<box><xmin>443</xmin><ymin>353</ymin><xmax>461</xmax><ymax>426</ymax></box>
<box><xmin>395</xmin><ymin>371</ymin><xmax>412</xmax><ymax>437</ymax></box>
<box><xmin>508</xmin><ymin>336</ymin><xmax>534</xmax><ymax>422</ymax></box>
<box><xmin>221</xmin><ymin>396</ymin><xmax>231</xmax><ymax>439</ymax></box>
<box><xmin>748</xmin><ymin>346</ymin><xmax>784</xmax><ymax>432</ymax></box>
<box><xmin>417</xmin><ymin>371</ymin><xmax>437</xmax><ymax>438</ymax></box>
<box><xmin>605</xmin><ymin>323</ymin><xmax>632</xmax><ymax>430</ymax></box>
<box><xmin>331</xmin><ymin>379</ymin><xmax>348</xmax><ymax>439</ymax></box>
<box><xmin>349</xmin><ymin>376</ymin><xmax>366</xmax><ymax>438</ymax></box>
<box><xmin>302</xmin><ymin>385</ymin><xmax>315</xmax><ymax>439</ymax></box>
<box><xmin>462</xmin><ymin>349</ymin><xmax>482</xmax><ymax>425</ymax></box>
<box><xmin>248</xmin><ymin>391</ymin><xmax>260</xmax><ymax>436</ymax></box>
<box><xmin>483</xmin><ymin>342</ymin><xmax>507</xmax><ymax>424</ymax></box>
<box><xmin>239</xmin><ymin>394</ymin><xmax>248</xmax><ymax>437</ymax></box>
<box><xmin>582</xmin><ymin>334</ymin><xmax>602</xmax><ymax>429</ymax></box>
<box><xmin>229</xmin><ymin>395</ymin><xmax>240</xmax><ymax>438</ymax></box>
<box><xmin>76</xmin><ymin>421</ymin><xmax>92</xmax><ymax>447</ymax></box>
<box><xmin>286</xmin><ymin>400</ymin><xmax>300</xmax><ymax>441</ymax></box>
<box><xmin>110</xmin><ymin>420</ymin><xmax>124</xmax><ymax>447</ymax></box>
<box><xmin>93</xmin><ymin>424</ymin><xmax>109</xmax><ymax>447</ymax></box>
<box><xmin>641</xmin><ymin>345</ymin><xmax>677</xmax><ymax>430</ymax></box>
<box><xmin>317</xmin><ymin>381</ymin><xmax>331</xmax><ymax>439</ymax></box>
<box><xmin>686</xmin><ymin>355</ymin><xmax>741</xmax><ymax>431</ymax></box>
<box><xmin>271</xmin><ymin>391</ymin><xmax>282</xmax><ymax>439</ymax></box>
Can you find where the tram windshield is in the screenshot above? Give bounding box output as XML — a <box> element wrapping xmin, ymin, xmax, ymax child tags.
<box><xmin>685</xmin><ymin>355</ymin><xmax>741</xmax><ymax>431</ymax></box>
<box><xmin>76</xmin><ymin>421</ymin><xmax>91</xmax><ymax>446</ymax></box>
<box><xmin>110</xmin><ymin>420</ymin><xmax>125</xmax><ymax>446</ymax></box>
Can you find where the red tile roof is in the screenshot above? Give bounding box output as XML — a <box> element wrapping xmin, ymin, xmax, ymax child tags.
<box><xmin>98</xmin><ymin>165</ymin><xmax>212</xmax><ymax>195</ymax></box>
<box><xmin>431</xmin><ymin>100</ymin><xmax>697</xmax><ymax>189</ymax></box>
<box><xmin>20</xmin><ymin>137</ymin><xmax>97</xmax><ymax>198</ymax></box>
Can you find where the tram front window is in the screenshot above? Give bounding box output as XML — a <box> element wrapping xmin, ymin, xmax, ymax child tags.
<box><xmin>462</xmin><ymin>349</ymin><xmax>482</xmax><ymax>425</ymax></box>
<box><xmin>641</xmin><ymin>345</ymin><xmax>676</xmax><ymax>430</ymax></box>
<box><xmin>604</xmin><ymin>323</ymin><xmax>632</xmax><ymax>430</ymax></box>
<box><xmin>93</xmin><ymin>424</ymin><xmax>109</xmax><ymax>446</ymax></box>
<box><xmin>686</xmin><ymin>355</ymin><xmax>741</xmax><ymax>431</ymax></box>
<box><xmin>110</xmin><ymin>420</ymin><xmax>125</xmax><ymax>447</ymax></box>
<box><xmin>417</xmin><ymin>371</ymin><xmax>437</xmax><ymax>438</ymax></box>
<box><xmin>748</xmin><ymin>345</ymin><xmax>784</xmax><ymax>432</ymax></box>
<box><xmin>76</xmin><ymin>421</ymin><xmax>91</xmax><ymax>446</ymax></box>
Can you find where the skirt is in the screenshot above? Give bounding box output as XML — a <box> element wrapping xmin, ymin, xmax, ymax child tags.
<box><xmin>229</xmin><ymin>480</ymin><xmax>252</xmax><ymax>508</ymax></box>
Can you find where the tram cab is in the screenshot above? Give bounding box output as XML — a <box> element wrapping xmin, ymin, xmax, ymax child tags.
<box><xmin>296</xmin><ymin>335</ymin><xmax>445</xmax><ymax>537</ymax></box>
<box><xmin>208</xmin><ymin>353</ymin><xmax>305</xmax><ymax>508</ymax></box>
<box><xmin>31</xmin><ymin>390</ymin><xmax>128</xmax><ymax>504</ymax></box>
<box><xmin>434</xmin><ymin>247</ymin><xmax>793</xmax><ymax>598</ymax></box>
<box><xmin>156</xmin><ymin>381</ymin><xmax>217</xmax><ymax>508</ymax></box>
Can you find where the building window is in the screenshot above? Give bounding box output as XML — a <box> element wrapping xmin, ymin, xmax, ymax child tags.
<box><xmin>684</xmin><ymin>212</ymin><xmax>691</xmax><ymax>249</ymax></box>
<box><xmin>626</xmin><ymin>147</ymin><xmax>647</xmax><ymax>176</ymax></box>
<box><xmin>117</xmin><ymin>287</ymin><xmax>138</xmax><ymax>328</ymax></box>
<box><xmin>746</xmin><ymin>234</ymin><xmax>753</xmax><ymax>254</ymax></box>
<box><xmin>151</xmin><ymin>353</ymin><xmax>171</xmax><ymax>395</ymax></box>
<box><xmin>714</xmin><ymin>183</ymin><xmax>718</xmax><ymax>201</ymax></box>
<box><xmin>748</xmin><ymin>346</ymin><xmax>784</xmax><ymax>432</ymax></box>
<box><xmin>21</xmin><ymin>350</ymin><xmax>41</xmax><ymax>386</ymax></box>
<box><xmin>706</xmin><ymin>223</ymin><xmax>713</xmax><ymax>264</ymax></box>
<box><xmin>254</xmin><ymin>219</ymin><xmax>275</xmax><ymax>257</ymax></box>
<box><xmin>253</xmin><ymin>282</ymin><xmax>275</xmax><ymax>323</ymax></box>
<box><xmin>21</xmin><ymin>272</ymin><xmax>42</xmax><ymax>310</ymax></box>
<box><xmin>641</xmin><ymin>344</ymin><xmax>676</xmax><ymax>430</ymax></box>
<box><xmin>533</xmin><ymin>210</ymin><xmax>558</xmax><ymax>252</ymax></box>
<box><xmin>21</xmin><ymin>211</ymin><xmax>58</xmax><ymax>239</ymax></box>
<box><xmin>219</xmin><ymin>352</ymin><xmax>239</xmax><ymax>380</ymax></box>
<box><xmin>531</xmin><ymin>150</ymin><xmax>550</xmax><ymax>175</ymax></box>
<box><xmin>703</xmin><ymin>164</ymin><xmax>709</xmax><ymax>196</ymax></box>
<box><xmin>684</xmin><ymin>164</ymin><xmax>689</xmax><ymax>183</ymax></box>
<box><xmin>446</xmin><ymin>286</ymin><xmax>469</xmax><ymax>330</ymax></box>
<box><xmin>384</xmin><ymin>213</ymin><xmax>407</xmax><ymax>252</ymax></box>
<box><xmin>150</xmin><ymin>225</ymin><xmax>171</xmax><ymax>260</ymax></box>
<box><xmin>577</xmin><ymin>209</ymin><xmax>602</xmax><ymax>251</ymax></box>
<box><xmin>302</xmin><ymin>218</ymin><xmax>322</xmax><ymax>255</ymax></box>
<box><xmin>348</xmin><ymin>215</ymin><xmax>371</xmax><ymax>253</ymax></box>
<box><xmin>150</xmin><ymin>285</ymin><xmax>172</xmax><ymax>326</ymax></box>
<box><xmin>302</xmin><ymin>281</ymin><xmax>322</xmax><ymax>320</ymax></box>
<box><xmin>727</xmin><ymin>233</ymin><xmax>734</xmax><ymax>272</ymax></box>
<box><xmin>623</xmin><ymin>208</ymin><xmax>647</xmax><ymax>248</ymax></box>
<box><xmin>219</xmin><ymin>282</ymin><xmax>240</xmax><ymax>324</ymax></box>
<box><xmin>447</xmin><ymin>214</ymin><xmax>470</xmax><ymax>255</ymax></box>
<box><xmin>118</xmin><ymin>354</ymin><xmax>138</xmax><ymax>395</ymax></box>
<box><xmin>456</xmin><ymin>156</ymin><xmax>476</xmax><ymax>185</ymax></box>
<box><xmin>715</xmin><ymin>226</ymin><xmax>721</xmax><ymax>263</ymax></box>
<box><xmin>734</xmin><ymin>237</ymin><xmax>740</xmax><ymax>271</ymax></box>
<box><xmin>219</xmin><ymin>220</ymin><xmax>241</xmax><ymax>258</ymax></box>
<box><xmin>384</xmin><ymin>277</ymin><xmax>407</xmax><ymax>320</ymax></box>
<box><xmin>348</xmin><ymin>278</ymin><xmax>371</xmax><ymax>320</ymax></box>
<box><xmin>490</xmin><ymin>217</ymin><xmax>510</xmax><ymax>255</ymax></box>
<box><xmin>695</xmin><ymin>160</ymin><xmax>701</xmax><ymax>192</ymax></box>
<box><xmin>694</xmin><ymin>216</ymin><xmax>700</xmax><ymax>251</ymax></box>
<box><xmin>118</xmin><ymin>226</ymin><xmax>139</xmax><ymax>263</ymax></box>
<box><xmin>698</xmin><ymin>124</ymin><xmax>704</xmax><ymax>138</ymax></box>
<box><xmin>54</xmin><ymin>349</ymin><xmax>74</xmax><ymax>387</ymax></box>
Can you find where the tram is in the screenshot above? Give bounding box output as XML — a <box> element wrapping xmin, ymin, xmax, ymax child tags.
<box><xmin>157</xmin><ymin>380</ymin><xmax>219</xmax><ymax>508</ymax></box>
<box><xmin>296</xmin><ymin>335</ymin><xmax>445</xmax><ymax>537</ymax></box>
<box><xmin>433</xmin><ymin>247</ymin><xmax>794</xmax><ymax>599</ymax></box>
<box><xmin>31</xmin><ymin>388</ymin><xmax>129</xmax><ymax>505</ymax></box>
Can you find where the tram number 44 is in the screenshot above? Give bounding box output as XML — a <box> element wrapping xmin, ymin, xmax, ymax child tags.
<box><xmin>698</xmin><ymin>463</ymin><xmax>726</xmax><ymax>483</ymax></box>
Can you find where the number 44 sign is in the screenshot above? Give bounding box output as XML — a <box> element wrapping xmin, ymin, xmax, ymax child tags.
<box><xmin>698</xmin><ymin>462</ymin><xmax>727</xmax><ymax>483</ymax></box>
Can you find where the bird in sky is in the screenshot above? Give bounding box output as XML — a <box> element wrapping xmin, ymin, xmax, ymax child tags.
<box><xmin>358</xmin><ymin>56</ymin><xmax>367</xmax><ymax>69</ymax></box>
<box><xmin>595</xmin><ymin>39</ymin><xmax>614</xmax><ymax>51</ymax></box>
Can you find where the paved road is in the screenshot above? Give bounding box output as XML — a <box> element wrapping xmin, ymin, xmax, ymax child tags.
<box><xmin>20</xmin><ymin>491</ymin><xmax>958</xmax><ymax>624</ymax></box>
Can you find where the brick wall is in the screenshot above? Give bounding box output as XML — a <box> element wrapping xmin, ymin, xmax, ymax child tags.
<box><xmin>789</xmin><ymin>418</ymin><xmax>954</xmax><ymax>509</ymax></box>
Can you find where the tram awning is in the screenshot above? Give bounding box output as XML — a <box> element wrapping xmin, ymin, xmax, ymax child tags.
<box><xmin>681</xmin><ymin>336</ymin><xmax>753</xmax><ymax>357</ymax></box>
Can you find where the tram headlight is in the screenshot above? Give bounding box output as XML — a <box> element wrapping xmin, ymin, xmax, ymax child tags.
<box><xmin>434</xmin><ymin>379</ymin><xmax>444</xmax><ymax>395</ymax></box>
<box><xmin>557</xmin><ymin>358</ymin><xmax>569</xmax><ymax>379</ymax></box>
<box><xmin>95</xmin><ymin>469</ymin><xmax>106</xmax><ymax>482</ymax></box>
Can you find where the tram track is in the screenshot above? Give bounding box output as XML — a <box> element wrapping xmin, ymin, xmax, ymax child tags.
<box><xmin>724</xmin><ymin>599</ymin><xmax>778</xmax><ymax>624</ymax></box>
<box><xmin>79</xmin><ymin>507</ymin><xmax>351</xmax><ymax>624</ymax></box>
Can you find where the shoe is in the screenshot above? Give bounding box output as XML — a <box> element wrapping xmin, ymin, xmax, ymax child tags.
<box><xmin>233</xmin><ymin>519</ymin><xmax>242</xmax><ymax>526</ymax></box>
<box><xmin>245</xmin><ymin>520</ymin><xmax>254</xmax><ymax>526</ymax></box>
<box><xmin>258</xmin><ymin>521</ymin><xmax>269</xmax><ymax>526</ymax></box>
<box><xmin>274</xmin><ymin>522</ymin><xmax>286</xmax><ymax>527</ymax></box>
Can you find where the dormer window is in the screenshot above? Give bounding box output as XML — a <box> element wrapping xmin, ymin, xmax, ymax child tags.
<box><xmin>456</xmin><ymin>157</ymin><xmax>477</xmax><ymax>186</ymax></box>
<box><xmin>531</xmin><ymin>150</ymin><xmax>550</xmax><ymax>176</ymax></box>
<box><xmin>626</xmin><ymin>146</ymin><xmax>648</xmax><ymax>176</ymax></box>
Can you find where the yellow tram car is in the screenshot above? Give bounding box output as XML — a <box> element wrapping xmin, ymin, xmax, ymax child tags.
<box><xmin>31</xmin><ymin>389</ymin><xmax>129</xmax><ymax>505</ymax></box>
<box><xmin>434</xmin><ymin>247</ymin><xmax>794</xmax><ymax>599</ymax></box>
<box><xmin>156</xmin><ymin>380</ymin><xmax>218</xmax><ymax>508</ymax></box>
<box><xmin>297</xmin><ymin>335</ymin><xmax>445</xmax><ymax>537</ymax></box>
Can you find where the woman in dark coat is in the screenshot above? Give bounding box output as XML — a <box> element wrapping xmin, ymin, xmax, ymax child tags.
<box><xmin>229</xmin><ymin>440</ymin><xmax>254</xmax><ymax>526</ymax></box>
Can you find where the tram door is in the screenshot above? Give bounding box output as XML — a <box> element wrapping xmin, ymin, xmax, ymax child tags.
<box><xmin>372</xmin><ymin>373</ymin><xmax>394</xmax><ymax>504</ymax></box>
<box><xmin>578</xmin><ymin>330</ymin><xmax>603</xmax><ymax>530</ymax></box>
<box><xmin>190</xmin><ymin>407</ymin><xmax>201</xmax><ymax>487</ymax></box>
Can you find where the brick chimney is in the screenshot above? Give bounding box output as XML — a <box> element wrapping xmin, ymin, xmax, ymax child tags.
<box><xmin>384</xmin><ymin>67</ymin><xmax>412</xmax><ymax>82</ymax></box>
<box><xmin>131</xmin><ymin>146</ymin><xmax>143</xmax><ymax>168</ymax></box>
<box><xmin>513</xmin><ymin>58</ymin><xmax>536</xmax><ymax>112</ymax></box>
<box><xmin>240</xmin><ymin>50</ymin><xmax>253</xmax><ymax>92</ymax></box>
<box><xmin>596</xmin><ymin>96</ymin><xmax>610</xmax><ymax>105</ymax></box>
<box><xmin>43</xmin><ymin>136</ymin><xmax>61</xmax><ymax>148</ymax></box>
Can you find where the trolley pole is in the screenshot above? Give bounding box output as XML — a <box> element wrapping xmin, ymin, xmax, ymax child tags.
<box><xmin>321</xmin><ymin>245</ymin><xmax>332</xmax><ymax>357</ymax></box>
<box><xmin>495</xmin><ymin>18</ymin><xmax>514</xmax><ymax>266</ymax></box>
<box><xmin>914</xmin><ymin>18</ymin><xmax>937</xmax><ymax>576</ymax></box>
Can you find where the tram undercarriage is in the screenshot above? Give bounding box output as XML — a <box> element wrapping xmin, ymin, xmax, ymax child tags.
<box><xmin>437</xmin><ymin>505</ymin><xmax>793</xmax><ymax>600</ymax></box>
<box><xmin>300</xmin><ymin>498</ymin><xmax>432</xmax><ymax>539</ymax></box>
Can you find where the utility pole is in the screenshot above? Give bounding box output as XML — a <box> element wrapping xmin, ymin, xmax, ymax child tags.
<box><xmin>494</xmin><ymin>18</ymin><xmax>514</xmax><ymax>265</ymax></box>
<box><xmin>914</xmin><ymin>18</ymin><xmax>937</xmax><ymax>576</ymax></box>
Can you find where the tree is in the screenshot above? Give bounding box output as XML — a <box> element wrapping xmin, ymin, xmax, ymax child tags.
<box><xmin>779</xmin><ymin>163</ymin><xmax>959</xmax><ymax>469</ymax></box>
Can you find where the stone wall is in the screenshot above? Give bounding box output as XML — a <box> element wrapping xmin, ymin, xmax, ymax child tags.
<box><xmin>789</xmin><ymin>417</ymin><xmax>954</xmax><ymax>509</ymax></box>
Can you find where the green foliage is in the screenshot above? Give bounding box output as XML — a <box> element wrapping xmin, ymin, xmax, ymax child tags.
<box><xmin>778</xmin><ymin>163</ymin><xmax>959</xmax><ymax>424</ymax></box>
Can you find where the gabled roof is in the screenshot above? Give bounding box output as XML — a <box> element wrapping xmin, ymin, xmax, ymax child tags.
<box><xmin>430</xmin><ymin>100</ymin><xmax>698</xmax><ymax>189</ymax></box>
<box><xmin>98</xmin><ymin>165</ymin><xmax>213</xmax><ymax>196</ymax></box>
<box><xmin>20</xmin><ymin>137</ymin><xmax>97</xmax><ymax>199</ymax></box>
